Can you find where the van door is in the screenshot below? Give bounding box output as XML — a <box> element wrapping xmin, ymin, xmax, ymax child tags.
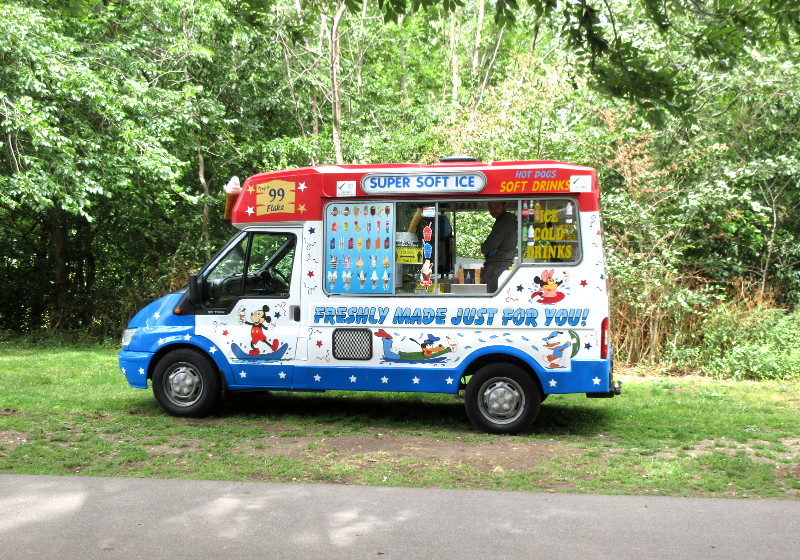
<box><xmin>195</xmin><ymin>228</ymin><xmax>303</xmax><ymax>387</ymax></box>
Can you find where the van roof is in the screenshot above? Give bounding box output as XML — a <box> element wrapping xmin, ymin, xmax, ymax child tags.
<box><xmin>231</xmin><ymin>160</ymin><xmax>599</xmax><ymax>226</ymax></box>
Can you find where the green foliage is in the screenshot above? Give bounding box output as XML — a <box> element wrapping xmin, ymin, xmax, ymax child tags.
<box><xmin>668</xmin><ymin>304</ymin><xmax>800</xmax><ymax>381</ymax></box>
<box><xmin>1</xmin><ymin>0</ymin><xmax>800</xmax><ymax>379</ymax></box>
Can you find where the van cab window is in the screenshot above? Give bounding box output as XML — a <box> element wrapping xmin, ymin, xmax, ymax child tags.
<box><xmin>203</xmin><ymin>232</ymin><xmax>295</xmax><ymax>308</ymax></box>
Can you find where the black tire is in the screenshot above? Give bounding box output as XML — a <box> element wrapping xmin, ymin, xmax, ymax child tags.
<box><xmin>464</xmin><ymin>363</ymin><xmax>541</xmax><ymax>434</ymax></box>
<box><xmin>152</xmin><ymin>349</ymin><xmax>221</xmax><ymax>417</ymax></box>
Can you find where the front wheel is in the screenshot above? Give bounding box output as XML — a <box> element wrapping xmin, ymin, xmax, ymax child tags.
<box><xmin>152</xmin><ymin>349</ymin><xmax>221</xmax><ymax>417</ymax></box>
<box><xmin>464</xmin><ymin>364</ymin><xmax>541</xmax><ymax>434</ymax></box>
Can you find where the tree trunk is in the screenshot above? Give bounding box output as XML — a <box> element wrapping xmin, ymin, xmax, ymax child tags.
<box><xmin>45</xmin><ymin>208</ymin><xmax>70</xmax><ymax>323</ymax></box>
<box><xmin>471</xmin><ymin>1</ymin><xmax>484</xmax><ymax>77</ymax></box>
<box><xmin>329</xmin><ymin>3</ymin><xmax>347</xmax><ymax>165</ymax></box>
<box><xmin>197</xmin><ymin>138</ymin><xmax>211</xmax><ymax>261</ymax></box>
<box><xmin>449</xmin><ymin>12</ymin><xmax>460</xmax><ymax>110</ymax></box>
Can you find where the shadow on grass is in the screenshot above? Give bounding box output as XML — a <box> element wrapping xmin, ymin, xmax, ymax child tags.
<box><xmin>209</xmin><ymin>391</ymin><xmax>613</xmax><ymax>437</ymax></box>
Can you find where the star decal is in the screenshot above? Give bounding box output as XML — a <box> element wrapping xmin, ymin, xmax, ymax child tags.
<box><xmin>549</xmin><ymin>379</ymin><xmax>557</xmax><ymax>387</ymax></box>
<box><xmin>580</xmin><ymin>280</ymin><xmax>588</xmax><ymax>287</ymax></box>
<box><xmin>314</xmin><ymin>374</ymin><xmax>322</xmax><ymax>382</ymax></box>
<box><xmin>121</xmin><ymin>367</ymin><xmax>126</xmax><ymax>375</ymax></box>
<box><xmin>316</xmin><ymin>340</ymin><xmax>324</xmax><ymax>347</ymax></box>
<box><xmin>275</xmin><ymin>312</ymin><xmax>281</xmax><ymax>319</ymax></box>
<box><xmin>516</xmin><ymin>285</ymin><xmax>524</xmax><ymax>292</ymax></box>
<box><xmin>183</xmin><ymin>334</ymin><xmax>191</xmax><ymax>341</ymax></box>
<box><xmin>412</xmin><ymin>376</ymin><xmax>420</xmax><ymax>384</ymax></box>
<box><xmin>298</xmin><ymin>204</ymin><xmax>307</xmax><ymax>214</ymax></box>
<box><xmin>446</xmin><ymin>377</ymin><xmax>454</xmax><ymax>385</ymax></box>
<box><xmin>592</xmin><ymin>377</ymin><xmax>601</xmax><ymax>385</ymax></box>
<box><xmin>222</xmin><ymin>330</ymin><xmax>229</xmax><ymax>336</ymax></box>
<box><xmin>239</xmin><ymin>371</ymin><xmax>247</xmax><ymax>379</ymax></box>
<box><xmin>209</xmin><ymin>346</ymin><xmax>217</xmax><ymax>354</ymax></box>
<box><xmin>584</xmin><ymin>343</ymin><xmax>592</xmax><ymax>350</ymax></box>
<box><xmin>279</xmin><ymin>371</ymin><xmax>287</xmax><ymax>379</ymax></box>
<box><xmin>349</xmin><ymin>375</ymin><xmax>357</xmax><ymax>383</ymax></box>
<box><xmin>298</xmin><ymin>182</ymin><xmax>308</xmax><ymax>192</ymax></box>
<box><xmin>246</xmin><ymin>206</ymin><xmax>255</xmax><ymax>216</ymax></box>
<box><xmin>138</xmin><ymin>367</ymin><xmax>145</xmax><ymax>375</ymax></box>
<box><xmin>247</xmin><ymin>184</ymin><xmax>256</xmax><ymax>194</ymax></box>
<box><xmin>158</xmin><ymin>338</ymin><xmax>165</xmax><ymax>345</ymax></box>
<box><xmin>307</xmin><ymin>270</ymin><xmax>315</xmax><ymax>278</ymax></box>
<box><xmin>381</xmin><ymin>376</ymin><xmax>389</xmax><ymax>384</ymax></box>
<box><xmin>308</xmin><ymin>226</ymin><xmax>315</xmax><ymax>234</ymax></box>
<box><xmin>154</xmin><ymin>312</ymin><xmax>161</xmax><ymax>319</ymax></box>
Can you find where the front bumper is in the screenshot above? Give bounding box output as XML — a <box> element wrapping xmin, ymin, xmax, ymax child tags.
<box><xmin>119</xmin><ymin>350</ymin><xmax>152</xmax><ymax>389</ymax></box>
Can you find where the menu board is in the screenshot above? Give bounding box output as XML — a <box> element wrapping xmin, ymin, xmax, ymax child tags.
<box><xmin>324</xmin><ymin>203</ymin><xmax>394</xmax><ymax>294</ymax></box>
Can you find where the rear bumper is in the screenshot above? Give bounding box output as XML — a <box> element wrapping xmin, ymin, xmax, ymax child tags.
<box><xmin>586</xmin><ymin>380</ymin><xmax>622</xmax><ymax>398</ymax></box>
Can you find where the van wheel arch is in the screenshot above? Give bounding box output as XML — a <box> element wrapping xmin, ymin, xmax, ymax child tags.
<box><xmin>460</xmin><ymin>354</ymin><xmax>544</xmax><ymax>395</ymax></box>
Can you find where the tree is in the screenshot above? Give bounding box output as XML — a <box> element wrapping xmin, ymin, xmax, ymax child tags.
<box><xmin>374</xmin><ymin>0</ymin><xmax>800</xmax><ymax>121</ymax></box>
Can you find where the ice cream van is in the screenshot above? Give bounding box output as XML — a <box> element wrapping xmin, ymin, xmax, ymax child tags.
<box><xmin>119</xmin><ymin>156</ymin><xmax>620</xmax><ymax>434</ymax></box>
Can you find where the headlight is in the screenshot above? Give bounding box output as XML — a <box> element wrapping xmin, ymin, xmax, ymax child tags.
<box><xmin>121</xmin><ymin>328</ymin><xmax>137</xmax><ymax>348</ymax></box>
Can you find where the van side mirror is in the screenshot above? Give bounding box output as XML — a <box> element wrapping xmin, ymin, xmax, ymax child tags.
<box><xmin>188</xmin><ymin>274</ymin><xmax>201</xmax><ymax>306</ymax></box>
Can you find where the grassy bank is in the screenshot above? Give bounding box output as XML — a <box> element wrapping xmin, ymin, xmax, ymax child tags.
<box><xmin>0</xmin><ymin>342</ymin><xmax>797</xmax><ymax>498</ymax></box>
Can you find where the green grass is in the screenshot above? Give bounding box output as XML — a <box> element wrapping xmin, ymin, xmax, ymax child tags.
<box><xmin>1</xmin><ymin>341</ymin><xmax>798</xmax><ymax>498</ymax></box>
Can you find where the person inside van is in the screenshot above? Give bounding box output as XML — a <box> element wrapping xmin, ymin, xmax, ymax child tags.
<box><xmin>481</xmin><ymin>201</ymin><xmax>517</xmax><ymax>292</ymax></box>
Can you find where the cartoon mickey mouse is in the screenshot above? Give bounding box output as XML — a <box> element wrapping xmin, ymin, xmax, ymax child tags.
<box><xmin>243</xmin><ymin>305</ymin><xmax>280</xmax><ymax>355</ymax></box>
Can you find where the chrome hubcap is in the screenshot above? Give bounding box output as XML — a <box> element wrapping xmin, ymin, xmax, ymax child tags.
<box><xmin>164</xmin><ymin>363</ymin><xmax>203</xmax><ymax>406</ymax></box>
<box><xmin>479</xmin><ymin>378</ymin><xmax>525</xmax><ymax>424</ymax></box>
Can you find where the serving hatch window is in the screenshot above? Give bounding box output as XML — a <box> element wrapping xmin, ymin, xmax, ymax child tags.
<box><xmin>322</xmin><ymin>197</ymin><xmax>580</xmax><ymax>296</ymax></box>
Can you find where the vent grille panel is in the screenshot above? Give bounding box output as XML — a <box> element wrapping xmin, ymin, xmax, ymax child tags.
<box><xmin>332</xmin><ymin>329</ymin><xmax>373</xmax><ymax>360</ymax></box>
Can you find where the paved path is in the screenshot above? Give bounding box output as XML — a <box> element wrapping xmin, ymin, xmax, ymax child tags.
<box><xmin>1</xmin><ymin>474</ymin><xmax>798</xmax><ymax>559</ymax></box>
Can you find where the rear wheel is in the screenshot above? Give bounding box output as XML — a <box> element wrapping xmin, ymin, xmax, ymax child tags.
<box><xmin>464</xmin><ymin>363</ymin><xmax>540</xmax><ymax>434</ymax></box>
<box><xmin>152</xmin><ymin>349</ymin><xmax>221</xmax><ymax>417</ymax></box>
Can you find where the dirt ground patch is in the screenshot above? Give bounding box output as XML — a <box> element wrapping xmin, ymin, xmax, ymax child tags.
<box><xmin>241</xmin><ymin>433</ymin><xmax>580</xmax><ymax>473</ymax></box>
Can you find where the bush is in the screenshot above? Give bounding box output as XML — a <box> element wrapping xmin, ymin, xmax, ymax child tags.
<box><xmin>667</xmin><ymin>302</ymin><xmax>800</xmax><ymax>381</ymax></box>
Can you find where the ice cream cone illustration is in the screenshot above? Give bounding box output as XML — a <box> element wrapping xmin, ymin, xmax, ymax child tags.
<box><xmin>327</xmin><ymin>270</ymin><xmax>337</xmax><ymax>290</ymax></box>
<box><xmin>382</xmin><ymin>270</ymin><xmax>390</xmax><ymax>291</ymax></box>
<box><xmin>358</xmin><ymin>271</ymin><xmax>366</xmax><ymax>289</ymax></box>
<box><xmin>223</xmin><ymin>176</ymin><xmax>240</xmax><ymax>220</ymax></box>
<box><xmin>343</xmin><ymin>271</ymin><xmax>352</xmax><ymax>290</ymax></box>
<box><xmin>420</xmin><ymin>259</ymin><xmax>432</xmax><ymax>287</ymax></box>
